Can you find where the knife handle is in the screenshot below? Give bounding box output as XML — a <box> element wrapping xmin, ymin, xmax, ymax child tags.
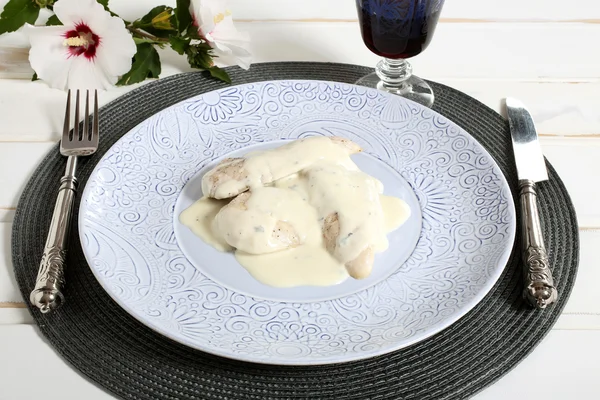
<box><xmin>30</xmin><ymin>157</ymin><xmax>78</xmax><ymax>313</ymax></box>
<box><xmin>519</xmin><ymin>179</ymin><xmax>558</xmax><ymax>309</ymax></box>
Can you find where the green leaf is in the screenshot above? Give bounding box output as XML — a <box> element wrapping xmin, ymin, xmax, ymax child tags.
<box><xmin>175</xmin><ymin>0</ymin><xmax>192</xmax><ymax>34</ymax></box>
<box><xmin>98</xmin><ymin>0</ymin><xmax>109</xmax><ymax>10</ymax></box>
<box><xmin>31</xmin><ymin>72</ymin><xmax>38</xmax><ymax>81</ymax></box>
<box><xmin>185</xmin><ymin>44</ymin><xmax>213</xmax><ymax>70</ymax></box>
<box><xmin>117</xmin><ymin>43</ymin><xmax>161</xmax><ymax>86</ymax></box>
<box><xmin>169</xmin><ymin>36</ymin><xmax>190</xmax><ymax>55</ymax></box>
<box><xmin>45</xmin><ymin>14</ymin><xmax>60</xmax><ymax>26</ymax></box>
<box><xmin>208</xmin><ymin>66</ymin><xmax>231</xmax><ymax>84</ymax></box>
<box><xmin>0</xmin><ymin>0</ymin><xmax>41</xmax><ymax>35</ymax></box>
<box><xmin>186</xmin><ymin>24</ymin><xmax>202</xmax><ymax>40</ymax></box>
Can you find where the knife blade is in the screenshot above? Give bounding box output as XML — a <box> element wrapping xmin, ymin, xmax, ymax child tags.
<box><xmin>505</xmin><ymin>97</ymin><xmax>558</xmax><ymax>309</ymax></box>
<box><xmin>506</xmin><ymin>98</ymin><xmax>549</xmax><ymax>183</ymax></box>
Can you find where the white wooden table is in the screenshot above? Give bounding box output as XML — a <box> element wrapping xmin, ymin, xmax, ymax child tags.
<box><xmin>1</xmin><ymin>1</ymin><xmax>599</xmax><ymax>399</ymax></box>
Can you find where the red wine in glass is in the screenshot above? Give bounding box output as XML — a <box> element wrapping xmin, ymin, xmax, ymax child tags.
<box><xmin>355</xmin><ymin>0</ymin><xmax>445</xmax><ymax>107</ymax></box>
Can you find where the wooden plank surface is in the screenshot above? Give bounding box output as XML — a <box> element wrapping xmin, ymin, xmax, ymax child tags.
<box><xmin>0</xmin><ymin>142</ymin><xmax>54</xmax><ymax>209</ymax></box>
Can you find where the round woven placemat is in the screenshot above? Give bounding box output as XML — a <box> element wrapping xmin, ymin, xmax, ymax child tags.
<box><xmin>13</xmin><ymin>62</ymin><xmax>579</xmax><ymax>400</ymax></box>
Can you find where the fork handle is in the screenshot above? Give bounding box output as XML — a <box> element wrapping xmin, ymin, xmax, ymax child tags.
<box><xmin>519</xmin><ymin>179</ymin><xmax>558</xmax><ymax>309</ymax></box>
<box><xmin>30</xmin><ymin>156</ymin><xmax>78</xmax><ymax>313</ymax></box>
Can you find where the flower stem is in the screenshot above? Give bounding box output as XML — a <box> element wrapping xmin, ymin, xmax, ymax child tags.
<box><xmin>126</xmin><ymin>26</ymin><xmax>169</xmax><ymax>43</ymax></box>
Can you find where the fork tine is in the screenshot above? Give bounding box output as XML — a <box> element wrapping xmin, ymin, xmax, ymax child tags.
<box><xmin>92</xmin><ymin>89</ymin><xmax>99</xmax><ymax>145</ymax></box>
<box><xmin>74</xmin><ymin>89</ymin><xmax>80</xmax><ymax>141</ymax></box>
<box><xmin>63</xmin><ymin>90</ymin><xmax>71</xmax><ymax>142</ymax></box>
<box><xmin>83</xmin><ymin>89</ymin><xmax>89</xmax><ymax>140</ymax></box>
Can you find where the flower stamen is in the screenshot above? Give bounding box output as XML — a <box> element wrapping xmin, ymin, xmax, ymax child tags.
<box><xmin>213</xmin><ymin>13</ymin><xmax>225</xmax><ymax>24</ymax></box>
<box><xmin>63</xmin><ymin>23</ymin><xmax>100</xmax><ymax>59</ymax></box>
<box><xmin>63</xmin><ymin>34</ymin><xmax>92</xmax><ymax>47</ymax></box>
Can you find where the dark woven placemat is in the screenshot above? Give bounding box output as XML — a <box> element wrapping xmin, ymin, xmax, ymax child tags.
<box><xmin>12</xmin><ymin>62</ymin><xmax>579</xmax><ymax>400</ymax></box>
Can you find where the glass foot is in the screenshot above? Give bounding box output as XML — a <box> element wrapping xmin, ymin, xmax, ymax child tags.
<box><xmin>355</xmin><ymin>72</ymin><xmax>435</xmax><ymax>108</ymax></box>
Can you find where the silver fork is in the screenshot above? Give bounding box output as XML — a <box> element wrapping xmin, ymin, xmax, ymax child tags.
<box><xmin>30</xmin><ymin>89</ymin><xmax>99</xmax><ymax>313</ymax></box>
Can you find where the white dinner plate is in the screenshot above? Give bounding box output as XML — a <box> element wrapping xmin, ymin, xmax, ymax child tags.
<box><xmin>79</xmin><ymin>80</ymin><xmax>516</xmax><ymax>365</ymax></box>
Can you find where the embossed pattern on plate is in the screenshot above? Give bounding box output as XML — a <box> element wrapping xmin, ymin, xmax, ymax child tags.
<box><xmin>79</xmin><ymin>80</ymin><xmax>516</xmax><ymax>365</ymax></box>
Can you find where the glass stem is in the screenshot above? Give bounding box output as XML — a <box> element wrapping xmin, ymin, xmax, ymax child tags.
<box><xmin>376</xmin><ymin>58</ymin><xmax>413</xmax><ymax>93</ymax></box>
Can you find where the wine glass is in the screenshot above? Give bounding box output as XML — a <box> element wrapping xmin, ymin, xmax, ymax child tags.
<box><xmin>355</xmin><ymin>0</ymin><xmax>445</xmax><ymax>107</ymax></box>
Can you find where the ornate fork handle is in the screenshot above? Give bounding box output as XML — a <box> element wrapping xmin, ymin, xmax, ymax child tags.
<box><xmin>519</xmin><ymin>179</ymin><xmax>558</xmax><ymax>309</ymax></box>
<box><xmin>30</xmin><ymin>156</ymin><xmax>78</xmax><ymax>313</ymax></box>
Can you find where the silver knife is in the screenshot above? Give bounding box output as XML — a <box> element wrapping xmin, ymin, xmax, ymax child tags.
<box><xmin>506</xmin><ymin>97</ymin><xmax>558</xmax><ymax>309</ymax></box>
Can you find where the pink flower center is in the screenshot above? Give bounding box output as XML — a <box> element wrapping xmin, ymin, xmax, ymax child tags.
<box><xmin>64</xmin><ymin>23</ymin><xmax>100</xmax><ymax>60</ymax></box>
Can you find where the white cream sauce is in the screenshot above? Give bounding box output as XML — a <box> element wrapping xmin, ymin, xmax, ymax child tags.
<box><xmin>380</xmin><ymin>195</ymin><xmax>411</xmax><ymax>232</ymax></box>
<box><xmin>201</xmin><ymin>136</ymin><xmax>358</xmax><ymax>199</ymax></box>
<box><xmin>235</xmin><ymin>245</ymin><xmax>349</xmax><ymax>288</ymax></box>
<box><xmin>179</xmin><ymin>197</ymin><xmax>233</xmax><ymax>252</ymax></box>
<box><xmin>302</xmin><ymin>162</ymin><xmax>387</xmax><ymax>263</ymax></box>
<box><xmin>212</xmin><ymin>186</ymin><xmax>321</xmax><ymax>254</ymax></box>
<box><xmin>181</xmin><ymin>137</ymin><xmax>411</xmax><ymax>288</ymax></box>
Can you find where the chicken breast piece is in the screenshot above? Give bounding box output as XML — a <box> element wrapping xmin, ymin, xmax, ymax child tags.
<box><xmin>328</xmin><ymin>137</ymin><xmax>362</xmax><ymax>154</ymax></box>
<box><xmin>323</xmin><ymin>213</ymin><xmax>374</xmax><ymax>279</ymax></box>
<box><xmin>202</xmin><ymin>136</ymin><xmax>362</xmax><ymax>199</ymax></box>
<box><xmin>202</xmin><ymin>158</ymin><xmax>247</xmax><ymax>198</ymax></box>
<box><xmin>303</xmin><ymin>161</ymin><xmax>385</xmax><ymax>280</ymax></box>
<box><xmin>212</xmin><ymin>191</ymin><xmax>303</xmax><ymax>254</ymax></box>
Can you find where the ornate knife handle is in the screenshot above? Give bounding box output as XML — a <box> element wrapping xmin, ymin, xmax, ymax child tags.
<box><xmin>519</xmin><ymin>179</ymin><xmax>558</xmax><ymax>309</ymax></box>
<box><xmin>30</xmin><ymin>157</ymin><xmax>78</xmax><ymax>313</ymax></box>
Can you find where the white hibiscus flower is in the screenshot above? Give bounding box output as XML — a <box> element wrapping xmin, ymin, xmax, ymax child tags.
<box><xmin>24</xmin><ymin>0</ymin><xmax>136</xmax><ymax>90</ymax></box>
<box><xmin>189</xmin><ymin>0</ymin><xmax>252</xmax><ymax>70</ymax></box>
